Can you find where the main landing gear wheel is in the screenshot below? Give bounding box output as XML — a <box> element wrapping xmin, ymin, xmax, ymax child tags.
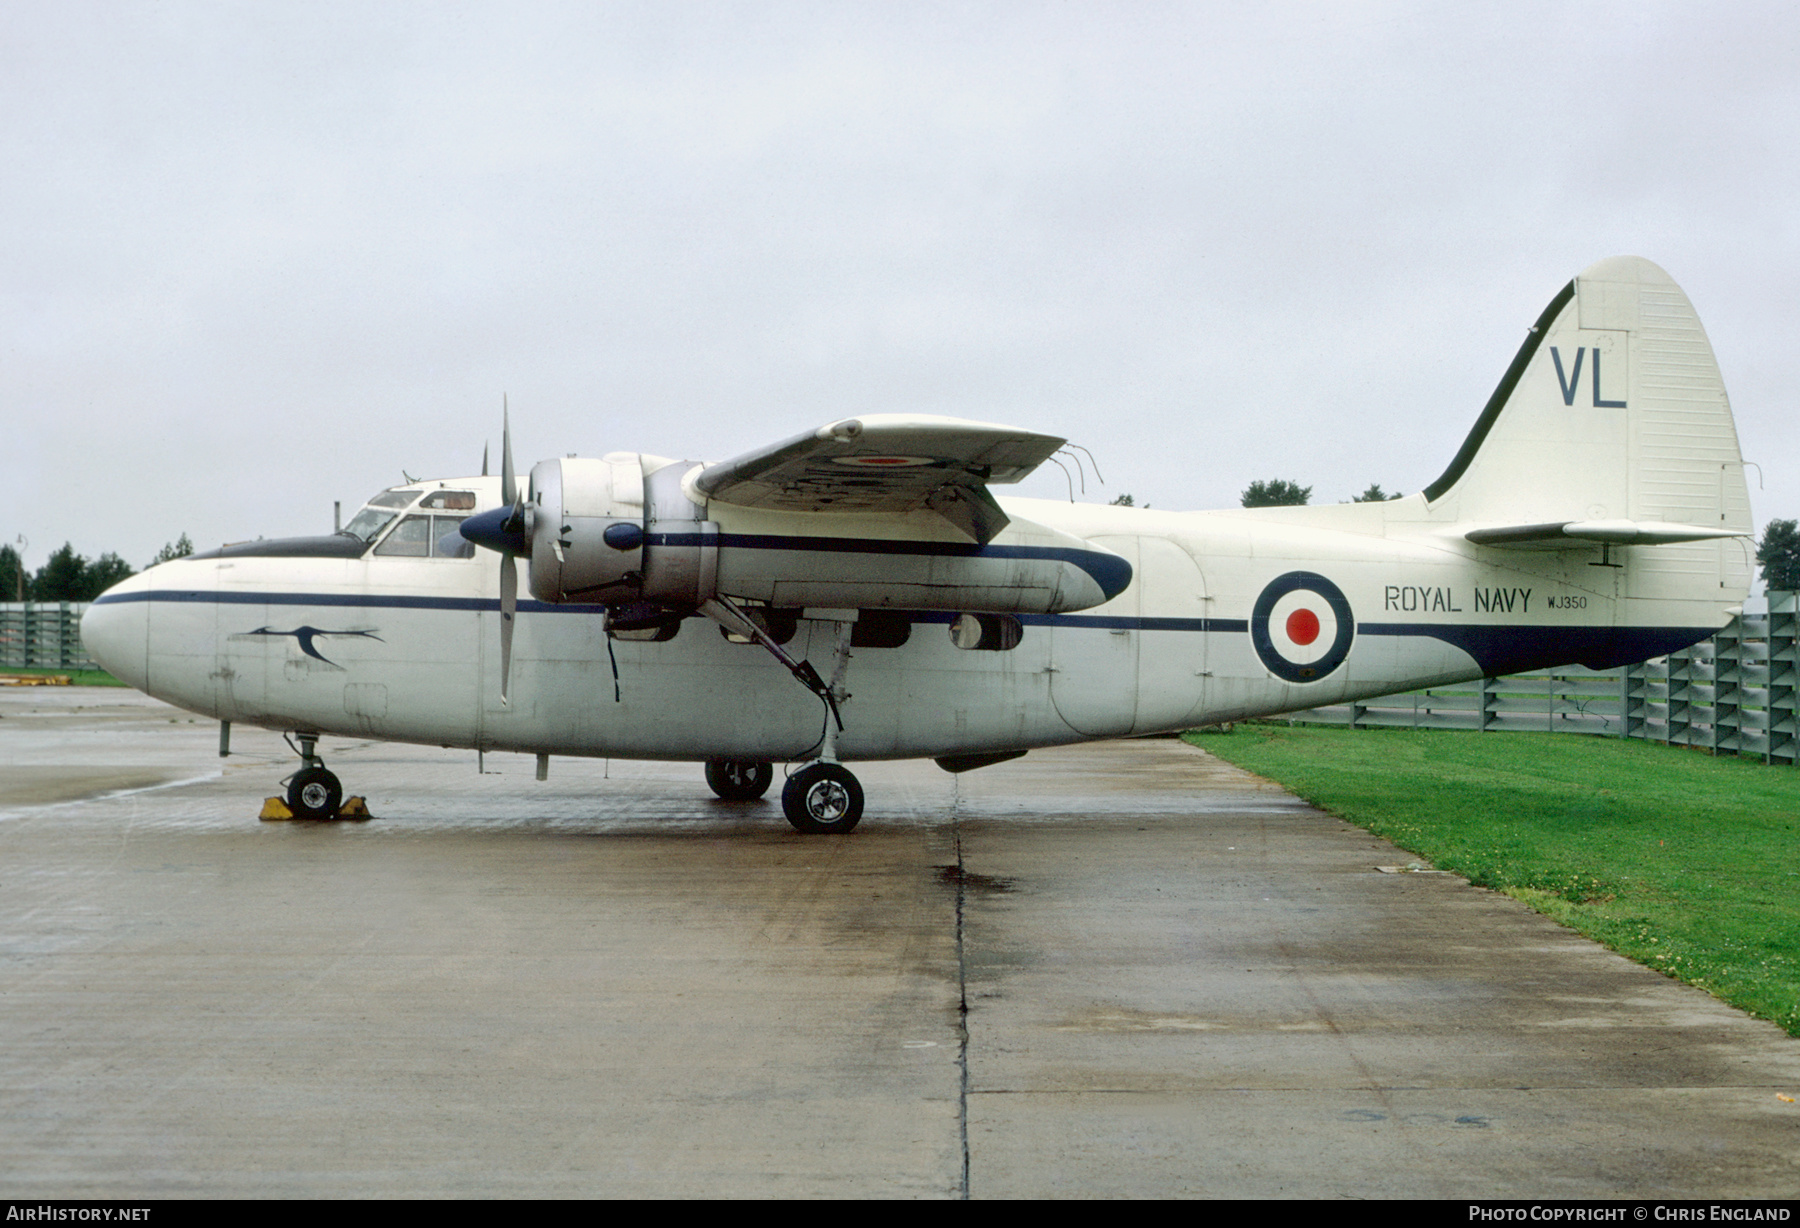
<box><xmin>781</xmin><ymin>762</ymin><xmax>863</xmax><ymax>834</ymax></box>
<box><xmin>287</xmin><ymin>766</ymin><xmax>343</xmax><ymax>821</ymax></box>
<box><xmin>706</xmin><ymin>759</ymin><xmax>774</xmax><ymax>801</ymax></box>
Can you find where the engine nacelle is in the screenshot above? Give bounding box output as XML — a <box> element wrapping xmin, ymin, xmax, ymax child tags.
<box><xmin>514</xmin><ymin>453</ymin><xmax>1131</xmax><ymax>619</ymax></box>
<box><xmin>527</xmin><ymin>454</ymin><xmax>647</xmax><ymax>604</ymax></box>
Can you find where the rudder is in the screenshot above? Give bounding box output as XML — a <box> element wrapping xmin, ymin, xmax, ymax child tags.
<box><xmin>1424</xmin><ymin>256</ymin><xmax>1752</xmax><ymax>545</ymax></box>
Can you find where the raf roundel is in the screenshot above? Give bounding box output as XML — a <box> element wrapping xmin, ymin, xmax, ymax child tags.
<box><xmin>827</xmin><ymin>455</ymin><xmax>940</xmax><ymax>468</ymax></box>
<box><xmin>1250</xmin><ymin>571</ymin><xmax>1355</xmax><ymax>683</ymax></box>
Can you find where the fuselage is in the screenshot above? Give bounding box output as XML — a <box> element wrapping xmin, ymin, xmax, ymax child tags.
<box><xmin>81</xmin><ymin>475</ymin><xmax>1743</xmax><ymax>764</ymax></box>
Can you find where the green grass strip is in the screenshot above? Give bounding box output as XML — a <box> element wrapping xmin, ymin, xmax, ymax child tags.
<box><xmin>1190</xmin><ymin>724</ymin><xmax>1800</xmax><ymax>1035</ymax></box>
<box><xmin>0</xmin><ymin>666</ymin><xmax>127</xmax><ymax>687</ymax></box>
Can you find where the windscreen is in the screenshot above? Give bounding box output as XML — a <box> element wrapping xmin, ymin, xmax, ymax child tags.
<box><xmin>341</xmin><ymin>489</ymin><xmax>418</xmax><ymax>543</ymax></box>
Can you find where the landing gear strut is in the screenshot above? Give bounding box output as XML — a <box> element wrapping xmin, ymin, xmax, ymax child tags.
<box><xmin>699</xmin><ymin>599</ymin><xmax>867</xmax><ymax>835</ymax></box>
<box><xmin>283</xmin><ymin>733</ymin><xmax>343</xmax><ymax>821</ymax></box>
<box><xmin>780</xmin><ymin>615</ymin><xmax>863</xmax><ymax>834</ymax></box>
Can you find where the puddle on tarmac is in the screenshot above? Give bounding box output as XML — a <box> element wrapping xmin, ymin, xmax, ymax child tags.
<box><xmin>934</xmin><ymin>864</ymin><xmax>1014</xmax><ymax>893</ymax></box>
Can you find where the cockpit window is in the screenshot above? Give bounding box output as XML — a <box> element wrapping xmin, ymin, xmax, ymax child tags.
<box><xmin>420</xmin><ymin>490</ymin><xmax>476</xmax><ymax>510</ymax></box>
<box><xmin>374</xmin><ymin>514</ymin><xmax>474</xmax><ymax>559</ymax></box>
<box><xmin>342</xmin><ymin>507</ymin><xmax>397</xmax><ymax>543</ymax></box>
<box><xmin>374</xmin><ymin>514</ymin><xmax>432</xmax><ymax>556</ymax></box>
<box><xmin>341</xmin><ymin>488</ymin><xmax>420</xmax><ymax>544</ymax></box>
<box><xmin>341</xmin><ymin>488</ymin><xmax>478</xmax><ymax>554</ymax></box>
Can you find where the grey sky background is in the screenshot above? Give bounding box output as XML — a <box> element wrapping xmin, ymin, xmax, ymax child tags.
<box><xmin>5</xmin><ymin>1</ymin><xmax>1796</xmax><ymax>585</ymax></box>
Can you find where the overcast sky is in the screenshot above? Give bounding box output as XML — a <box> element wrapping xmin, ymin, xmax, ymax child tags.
<box><xmin>5</xmin><ymin>1</ymin><xmax>1796</xmax><ymax>586</ymax></box>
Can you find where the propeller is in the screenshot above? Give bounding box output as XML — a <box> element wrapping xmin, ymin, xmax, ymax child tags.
<box><xmin>460</xmin><ymin>400</ymin><xmax>530</xmax><ymax>703</ymax></box>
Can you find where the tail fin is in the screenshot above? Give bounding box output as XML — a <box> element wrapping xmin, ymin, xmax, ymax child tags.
<box><xmin>1425</xmin><ymin>256</ymin><xmax>1752</xmax><ymax>539</ymax></box>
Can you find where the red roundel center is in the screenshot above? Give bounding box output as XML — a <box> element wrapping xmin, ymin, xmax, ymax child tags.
<box><xmin>1285</xmin><ymin>608</ymin><xmax>1321</xmax><ymax>646</ymax></box>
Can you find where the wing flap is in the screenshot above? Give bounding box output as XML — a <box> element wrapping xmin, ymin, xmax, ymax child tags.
<box><xmin>692</xmin><ymin>414</ymin><xmax>1066</xmax><ymax>543</ymax></box>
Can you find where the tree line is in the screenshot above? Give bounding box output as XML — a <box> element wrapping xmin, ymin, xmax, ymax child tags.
<box><xmin>0</xmin><ymin>535</ymin><xmax>192</xmax><ymax>603</ymax></box>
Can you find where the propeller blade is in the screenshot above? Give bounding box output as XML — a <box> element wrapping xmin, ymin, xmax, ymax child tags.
<box><xmin>500</xmin><ymin>552</ymin><xmax>516</xmax><ymax>704</ymax></box>
<box><xmin>461</xmin><ymin>400</ymin><xmax>529</xmax><ymax>555</ymax></box>
<box><xmin>500</xmin><ymin>397</ymin><xmax>516</xmax><ymax>512</ymax></box>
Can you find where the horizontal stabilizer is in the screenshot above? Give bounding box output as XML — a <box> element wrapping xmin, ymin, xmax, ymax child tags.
<box><xmin>693</xmin><ymin>414</ymin><xmax>1066</xmax><ymax>544</ymax></box>
<box><xmin>1465</xmin><ymin>520</ymin><xmax>1747</xmax><ymax>550</ymax></box>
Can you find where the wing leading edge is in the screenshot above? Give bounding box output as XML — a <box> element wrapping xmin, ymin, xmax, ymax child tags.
<box><xmin>690</xmin><ymin>415</ymin><xmax>1066</xmax><ymax>545</ymax></box>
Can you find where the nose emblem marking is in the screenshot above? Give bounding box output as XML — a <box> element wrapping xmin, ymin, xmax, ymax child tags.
<box><xmin>239</xmin><ymin>626</ymin><xmax>384</xmax><ymax>668</ymax></box>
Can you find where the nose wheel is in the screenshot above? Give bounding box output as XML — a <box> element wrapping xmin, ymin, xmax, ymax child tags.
<box><xmin>279</xmin><ymin>731</ymin><xmax>349</xmax><ymax>821</ymax></box>
<box><xmin>781</xmin><ymin>762</ymin><xmax>863</xmax><ymax>834</ymax></box>
<box><xmin>287</xmin><ymin>765</ymin><xmax>344</xmax><ymax>821</ymax></box>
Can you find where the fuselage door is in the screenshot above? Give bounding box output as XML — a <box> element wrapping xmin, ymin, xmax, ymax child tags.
<box><xmin>1048</xmin><ymin>535</ymin><xmax>1139</xmax><ymax>737</ymax></box>
<box><xmin>1132</xmin><ymin>536</ymin><xmax>1209</xmax><ymax>733</ymax></box>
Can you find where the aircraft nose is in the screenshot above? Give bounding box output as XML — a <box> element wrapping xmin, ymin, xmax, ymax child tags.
<box><xmin>81</xmin><ymin>575</ymin><xmax>151</xmax><ymax>691</ymax></box>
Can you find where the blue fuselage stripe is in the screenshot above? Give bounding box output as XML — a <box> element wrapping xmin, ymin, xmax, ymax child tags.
<box><xmin>88</xmin><ymin>590</ymin><xmax>1706</xmax><ymax>653</ymax></box>
<box><xmin>92</xmin><ymin>589</ymin><xmax>1240</xmax><ymax>630</ymax></box>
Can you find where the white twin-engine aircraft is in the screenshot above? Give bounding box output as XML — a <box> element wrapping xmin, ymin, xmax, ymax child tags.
<box><xmin>84</xmin><ymin>256</ymin><xmax>1753</xmax><ymax>832</ymax></box>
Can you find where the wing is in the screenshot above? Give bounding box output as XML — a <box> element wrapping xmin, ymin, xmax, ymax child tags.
<box><xmin>1465</xmin><ymin>519</ymin><xmax>1746</xmax><ymax>549</ymax></box>
<box><xmin>691</xmin><ymin>414</ymin><xmax>1067</xmax><ymax>544</ymax></box>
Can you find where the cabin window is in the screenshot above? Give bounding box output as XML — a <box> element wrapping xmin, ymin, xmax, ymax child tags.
<box><xmin>949</xmin><ymin>613</ymin><xmax>1023</xmax><ymax>651</ymax></box>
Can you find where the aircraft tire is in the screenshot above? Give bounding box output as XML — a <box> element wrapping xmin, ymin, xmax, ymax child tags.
<box><xmin>705</xmin><ymin>758</ymin><xmax>773</xmax><ymax>801</ymax></box>
<box><xmin>287</xmin><ymin>766</ymin><xmax>343</xmax><ymax>821</ymax></box>
<box><xmin>781</xmin><ymin>763</ymin><xmax>863</xmax><ymax>834</ymax></box>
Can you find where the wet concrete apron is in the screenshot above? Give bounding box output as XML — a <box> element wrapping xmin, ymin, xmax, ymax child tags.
<box><xmin>3</xmin><ymin>690</ymin><xmax>1797</xmax><ymax>1197</ymax></box>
